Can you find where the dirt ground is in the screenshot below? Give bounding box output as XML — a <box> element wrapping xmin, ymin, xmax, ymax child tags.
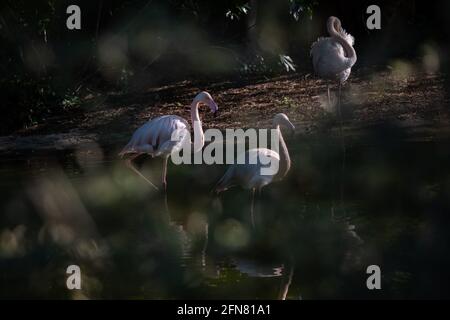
<box><xmin>1</xmin><ymin>68</ymin><xmax>449</xmax><ymax>152</ymax></box>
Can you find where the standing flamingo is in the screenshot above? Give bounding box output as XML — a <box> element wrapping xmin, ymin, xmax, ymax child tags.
<box><xmin>311</xmin><ymin>16</ymin><xmax>356</xmax><ymax>214</ymax></box>
<box><xmin>310</xmin><ymin>16</ymin><xmax>357</xmax><ymax>109</ymax></box>
<box><xmin>119</xmin><ymin>91</ymin><xmax>218</xmax><ymax>191</ymax></box>
<box><xmin>214</xmin><ymin>113</ymin><xmax>294</xmax><ymax>226</ymax></box>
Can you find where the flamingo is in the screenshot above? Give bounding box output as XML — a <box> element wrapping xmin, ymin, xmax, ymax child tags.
<box><xmin>214</xmin><ymin>113</ymin><xmax>294</xmax><ymax>227</ymax></box>
<box><xmin>311</xmin><ymin>16</ymin><xmax>356</xmax><ymax>214</ymax></box>
<box><xmin>310</xmin><ymin>16</ymin><xmax>357</xmax><ymax>110</ymax></box>
<box><xmin>119</xmin><ymin>91</ymin><xmax>218</xmax><ymax>191</ymax></box>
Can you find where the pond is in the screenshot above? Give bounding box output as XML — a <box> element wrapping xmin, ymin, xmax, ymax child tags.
<box><xmin>0</xmin><ymin>124</ymin><xmax>449</xmax><ymax>299</ymax></box>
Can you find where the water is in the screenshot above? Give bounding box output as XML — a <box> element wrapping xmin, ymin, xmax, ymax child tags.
<box><xmin>1</xmin><ymin>125</ymin><xmax>449</xmax><ymax>299</ymax></box>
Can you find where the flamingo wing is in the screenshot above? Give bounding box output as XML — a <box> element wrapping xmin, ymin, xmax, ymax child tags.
<box><xmin>215</xmin><ymin>148</ymin><xmax>279</xmax><ymax>192</ymax></box>
<box><xmin>311</xmin><ymin>38</ymin><xmax>345</xmax><ymax>77</ymax></box>
<box><xmin>311</xmin><ymin>31</ymin><xmax>354</xmax><ymax>83</ymax></box>
<box><xmin>120</xmin><ymin>115</ymin><xmax>189</xmax><ymax>156</ymax></box>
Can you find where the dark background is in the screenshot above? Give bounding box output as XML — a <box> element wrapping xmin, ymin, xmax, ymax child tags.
<box><xmin>1</xmin><ymin>0</ymin><xmax>449</xmax><ymax>134</ymax></box>
<box><xmin>1</xmin><ymin>1</ymin><xmax>450</xmax><ymax>300</ymax></box>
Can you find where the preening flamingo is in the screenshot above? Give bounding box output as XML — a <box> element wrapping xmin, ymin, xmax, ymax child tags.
<box><xmin>310</xmin><ymin>16</ymin><xmax>357</xmax><ymax>109</ymax></box>
<box><xmin>214</xmin><ymin>113</ymin><xmax>294</xmax><ymax>226</ymax></box>
<box><xmin>119</xmin><ymin>91</ymin><xmax>218</xmax><ymax>191</ymax></box>
<box><xmin>311</xmin><ymin>16</ymin><xmax>356</xmax><ymax>213</ymax></box>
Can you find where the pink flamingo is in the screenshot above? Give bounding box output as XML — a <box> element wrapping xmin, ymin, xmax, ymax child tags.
<box><xmin>214</xmin><ymin>113</ymin><xmax>294</xmax><ymax>226</ymax></box>
<box><xmin>119</xmin><ymin>91</ymin><xmax>218</xmax><ymax>191</ymax></box>
<box><xmin>310</xmin><ymin>16</ymin><xmax>357</xmax><ymax>108</ymax></box>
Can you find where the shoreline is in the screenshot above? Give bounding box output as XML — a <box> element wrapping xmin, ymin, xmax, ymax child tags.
<box><xmin>1</xmin><ymin>70</ymin><xmax>449</xmax><ymax>154</ymax></box>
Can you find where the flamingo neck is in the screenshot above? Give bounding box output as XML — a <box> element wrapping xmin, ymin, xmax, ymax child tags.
<box><xmin>328</xmin><ymin>17</ymin><xmax>357</xmax><ymax>69</ymax></box>
<box><xmin>274</xmin><ymin>125</ymin><xmax>291</xmax><ymax>181</ymax></box>
<box><xmin>190</xmin><ymin>101</ymin><xmax>204</xmax><ymax>153</ymax></box>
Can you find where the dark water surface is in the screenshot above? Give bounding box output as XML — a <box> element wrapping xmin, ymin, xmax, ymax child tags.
<box><xmin>1</xmin><ymin>127</ymin><xmax>449</xmax><ymax>299</ymax></box>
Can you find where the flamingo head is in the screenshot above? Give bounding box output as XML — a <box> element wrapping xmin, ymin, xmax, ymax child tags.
<box><xmin>273</xmin><ymin>113</ymin><xmax>295</xmax><ymax>136</ymax></box>
<box><xmin>327</xmin><ymin>16</ymin><xmax>342</xmax><ymax>33</ymax></box>
<box><xmin>195</xmin><ymin>91</ymin><xmax>219</xmax><ymax>117</ymax></box>
<box><xmin>327</xmin><ymin>16</ymin><xmax>354</xmax><ymax>45</ymax></box>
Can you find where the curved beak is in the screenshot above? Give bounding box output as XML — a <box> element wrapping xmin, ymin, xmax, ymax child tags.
<box><xmin>211</xmin><ymin>102</ymin><xmax>219</xmax><ymax>118</ymax></box>
<box><xmin>288</xmin><ymin>123</ymin><xmax>295</xmax><ymax>136</ymax></box>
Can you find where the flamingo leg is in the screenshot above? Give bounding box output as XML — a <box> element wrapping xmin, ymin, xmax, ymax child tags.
<box><xmin>201</xmin><ymin>222</ymin><xmax>209</xmax><ymax>268</ymax></box>
<box><xmin>256</xmin><ymin>187</ymin><xmax>262</xmax><ymax>227</ymax></box>
<box><xmin>337</xmin><ymin>82</ymin><xmax>344</xmax><ymax>144</ymax></box>
<box><xmin>327</xmin><ymin>85</ymin><xmax>331</xmax><ymax>108</ymax></box>
<box><xmin>162</xmin><ymin>156</ymin><xmax>169</xmax><ymax>213</ymax></box>
<box><xmin>162</xmin><ymin>156</ymin><xmax>169</xmax><ymax>192</ymax></box>
<box><xmin>337</xmin><ymin>82</ymin><xmax>347</xmax><ymax>215</ymax></box>
<box><xmin>250</xmin><ymin>188</ymin><xmax>256</xmax><ymax>228</ymax></box>
<box><xmin>337</xmin><ymin>83</ymin><xmax>342</xmax><ymax>124</ymax></box>
<box><xmin>278</xmin><ymin>259</ymin><xmax>295</xmax><ymax>300</ymax></box>
<box><xmin>125</xmin><ymin>154</ymin><xmax>159</xmax><ymax>191</ymax></box>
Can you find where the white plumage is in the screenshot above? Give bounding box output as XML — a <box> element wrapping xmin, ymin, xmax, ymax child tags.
<box><xmin>119</xmin><ymin>91</ymin><xmax>218</xmax><ymax>191</ymax></box>
<box><xmin>310</xmin><ymin>28</ymin><xmax>355</xmax><ymax>83</ymax></box>
<box><xmin>214</xmin><ymin>113</ymin><xmax>295</xmax><ymax>227</ymax></box>
<box><xmin>215</xmin><ymin>148</ymin><xmax>280</xmax><ymax>192</ymax></box>
<box><xmin>310</xmin><ymin>16</ymin><xmax>357</xmax><ymax>108</ymax></box>
<box><xmin>120</xmin><ymin>115</ymin><xmax>189</xmax><ymax>157</ymax></box>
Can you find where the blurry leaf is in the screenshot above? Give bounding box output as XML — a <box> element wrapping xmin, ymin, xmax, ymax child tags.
<box><xmin>289</xmin><ymin>0</ymin><xmax>316</xmax><ymax>21</ymax></box>
<box><xmin>225</xmin><ymin>3</ymin><xmax>250</xmax><ymax>21</ymax></box>
<box><xmin>279</xmin><ymin>54</ymin><xmax>296</xmax><ymax>72</ymax></box>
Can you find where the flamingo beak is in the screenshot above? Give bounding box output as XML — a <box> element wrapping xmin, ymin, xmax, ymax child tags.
<box><xmin>211</xmin><ymin>102</ymin><xmax>219</xmax><ymax>118</ymax></box>
<box><xmin>289</xmin><ymin>123</ymin><xmax>296</xmax><ymax>136</ymax></box>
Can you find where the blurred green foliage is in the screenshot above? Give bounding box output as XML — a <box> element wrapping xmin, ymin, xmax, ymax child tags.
<box><xmin>1</xmin><ymin>128</ymin><xmax>449</xmax><ymax>298</ymax></box>
<box><xmin>0</xmin><ymin>0</ymin><xmax>315</xmax><ymax>133</ymax></box>
<box><xmin>0</xmin><ymin>0</ymin><xmax>448</xmax><ymax>133</ymax></box>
